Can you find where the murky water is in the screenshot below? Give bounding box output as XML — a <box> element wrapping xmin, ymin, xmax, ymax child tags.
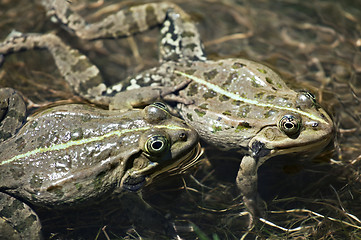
<box><xmin>0</xmin><ymin>0</ymin><xmax>360</xmax><ymax>239</ymax></box>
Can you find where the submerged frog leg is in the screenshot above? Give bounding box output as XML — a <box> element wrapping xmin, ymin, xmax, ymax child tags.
<box><xmin>42</xmin><ymin>0</ymin><xmax>173</xmax><ymax>40</ymax></box>
<box><xmin>236</xmin><ymin>155</ymin><xmax>264</xmax><ymax>227</ymax></box>
<box><xmin>42</xmin><ymin>0</ymin><xmax>206</xmax><ymax>62</ymax></box>
<box><xmin>0</xmin><ymin>192</ymin><xmax>42</xmax><ymax>239</ymax></box>
<box><xmin>0</xmin><ymin>88</ymin><xmax>27</xmax><ymax>141</ymax></box>
<box><xmin>0</xmin><ymin>32</ymin><xmax>110</xmax><ymax>106</ymax></box>
<box><xmin>159</xmin><ymin>7</ymin><xmax>206</xmax><ymax>62</ymax></box>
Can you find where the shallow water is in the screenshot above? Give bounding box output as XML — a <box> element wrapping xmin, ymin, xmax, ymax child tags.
<box><xmin>0</xmin><ymin>0</ymin><xmax>360</xmax><ymax>239</ymax></box>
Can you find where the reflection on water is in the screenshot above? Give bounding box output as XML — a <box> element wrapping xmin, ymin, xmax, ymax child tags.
<box><xmin>0</xmin><ymin>0</ymin><xmax>360</xmax><ymax>239</ymax></box>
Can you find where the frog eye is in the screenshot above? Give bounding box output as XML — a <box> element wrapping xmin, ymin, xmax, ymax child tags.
<box><xmin>296</xmin><ymin>90</ymin><xmax>316</xmax><ymax>109</ymax></box>
<box><xmin>145</xmin><ymin>135</ymin><xmax>170</xmax><ymax>155</ymax></box>
<box><xmin>278</xmin><ymin>115</ymin><xmax>301</xmax><ymax>137</ymax></box>
<box><xmin>151</xmin><ymin>102</ymin><xmax>169</xmax><ymax>112</ymax></box>
<box><xmin>144</xmin><ymin>102</ymin><xmax>170</xmax><ymax>122</ymax></box>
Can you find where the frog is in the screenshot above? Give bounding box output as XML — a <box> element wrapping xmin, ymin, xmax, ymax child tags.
<box><xmin>0</xmin><ymin>87</ymin><xmax>201</xmax><ymax>239</ymax></box>
<box><xmin>0</xmin><ymin>0</ymin><xmax>334</xmax><ymax>227</ymax></box>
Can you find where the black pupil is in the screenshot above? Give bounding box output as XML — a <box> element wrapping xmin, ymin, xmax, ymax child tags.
<box><xmin>152</xmin><ymin>140</ymin><xmax>163</xmax><ymax>150</ymax></box>
<box><xmin>284</xmin><ymin>122</ymin><xmax>294</xmax><ymax>129</ymax></box>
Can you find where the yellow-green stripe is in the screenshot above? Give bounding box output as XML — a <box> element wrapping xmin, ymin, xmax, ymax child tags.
<box><xmin>1</xmin><ymin>125</ymin><xmax>190</xmax><ymax>165</ymax></box>
<box><xmin>175</xmin><ymin>70</ymin><xmax>327</xmax><ymax>123</ymax></box>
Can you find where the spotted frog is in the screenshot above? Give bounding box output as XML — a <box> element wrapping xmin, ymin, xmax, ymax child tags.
<box><xmin>0</xmin><ymin>0</ymin><xmax>333</xmax><ymax>226</ymax></box>
<box><xmin>0</xmin><ymin>88</ymin><xmax>201</xmax><ymax>239</ymax></box>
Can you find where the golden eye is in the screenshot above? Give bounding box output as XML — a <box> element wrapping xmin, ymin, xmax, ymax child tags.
<box><xmin>296</xmin><ymin>90</ymin><xmax>316</xmax><ymax>109</ymax></box>
<box><xmin>278</xmin><ymin>115</ymin><xmax>301</xmax><ymax>137</ymax></box>
<box><xmin>144</xmin><ymin>102</ymin><xmax>170</xmax><ymax>123</ymax></box>
<box><xmin>150</xmin><ymin>102</ymin><xmax>169</xmax><ymax>112</ymax></box>
<box><xmin>145</xmin><ymin>135</ymin><xmax>170</xmax><ymax>155</ymax></box>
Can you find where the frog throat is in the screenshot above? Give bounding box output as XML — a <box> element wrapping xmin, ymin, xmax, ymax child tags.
<box><xmin>0</xmin><ymin>125</ymin><xmax>191</xmax><ymax>166</ymax></box>
<box><xmin>175</xmin><ymin>70</ymin><xmax>328</xmax><ymax>124</ymax></box>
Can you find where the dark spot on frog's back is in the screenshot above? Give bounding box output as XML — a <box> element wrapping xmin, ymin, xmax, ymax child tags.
<box><xmin>223</xmin><ymin>72</ymin><xmax>238</xmax><ymax>88</ymax></box>
<box><xmin>232</xmin><ymin>100</ymin><xmax>241</xmax><ymax>106</ymax></box>
<box><xmin>186</xmin><ymin>113</ymin><xmax>193</xmax><ymax>121</ymax></box>
<box><xmin>30</xmin><ymin>174</ymin><xmax>44</xmax><ymax>189</ymax></box>
<box><xmin>232</xmin><ymin>62</ymin><xmax>246</xmax><ymax>69</ymax></box>
<box><xmin>194</xmin><ymin>108</ymin><xmax>206</xmax><ymax>117</ymax></box>
<box><xmin>198</xmin><ymin>103</ymin><xmax>208</xmax><ymax>110</ymax></box>
<box><xmin>236</xmin><ymin>122</ymin><xmax>251</xmax><ymax>132</ymax></box>
<box><xmin>266</xmin><ymin>95</ymin><xmax>276</xmax><ymax>101</ymax></box>
<box><xmin>15</xmin><ymin>137</ymin><xmax>26</xmax><ymax>151</ymax></box>
<box><xmin>257</xmin><ymin>68</ymin><xmax>267</xmax><ymax>74</ymax></box>
<box><xmin>222</xmin><ymin>110</ymin><xmax>232</xmax><ymax>116</ymax></box>
<box><xmin>265</xmin><ymin>77</ymin><xmax>273</xmax><ymax>84</ymax></box>
<box><xmin>203</xmin><ymin>69</ymin><xmax>219</xmax><ymax>80</ymax></box>
<box><xmin>187</xmin><ymin>83</ymin><xmax>198</xmax><ymax>96</ymax></box>
<box><xmin>203</xmin><ymin>89</ymin><xmax>217</xmax><ymax>99</ymax></box>
<box><xmin>219</xmin><ymin>95</ymin><xmax>230</xmax><ymax>102</ymax></box>
<box><xmin>254</xmin><ymin>92</ymin><xmax>265</xmax><ymax>99</ymax></box>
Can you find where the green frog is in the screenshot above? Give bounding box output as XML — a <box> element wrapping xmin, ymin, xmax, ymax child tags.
<box><xmin>0</xmin><ymin>88</ymin><xmax>201</xmax><ymax>239</ymax></box>
<box><xmin>0</xmin><ymin>0</ymin><xmax>333</xmax><ymax>227</ymax></box>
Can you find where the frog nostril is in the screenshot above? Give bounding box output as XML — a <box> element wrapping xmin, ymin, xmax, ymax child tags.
<box><xmin>179</xmin><ymin>132</ymin><xmax>187</xmax><ymax>141</ymax></box>
<box><xmin>312</xmin><ymin>122</ymin><xmax>319</xmax><ymax>128</ymax></box>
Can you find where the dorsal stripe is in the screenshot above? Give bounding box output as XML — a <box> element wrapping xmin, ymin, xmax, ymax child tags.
<box><xmin>1</xmin><ymin>125</ymin><xmax>190</xmax><ymax>165</ymax></box>
<box><xmin>175</xmin><ymin>70</ymin><xmax>328</xmax><ymax>123</ymax></box>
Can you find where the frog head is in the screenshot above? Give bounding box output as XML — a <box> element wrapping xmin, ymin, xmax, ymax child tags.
<box><xmin>120</xmin><ymin>103</ymin><xmax>202</xmax><ymax>191</ymax></box>
<box><xmin>248</xmin><ymin>91</ymin><xmax>334</xmax><ymax>164</ymax></box>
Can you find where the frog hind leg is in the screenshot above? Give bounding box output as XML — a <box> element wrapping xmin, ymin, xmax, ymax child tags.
<box><xmin>0</xmin><ymin>88</ymin><xmax>26</xmax><ymax>141</ymax></box>
<box><xmin>158</xmin><ymin>5</ymin><xmax>206</xmax><ymax>62</ymax></box>
<box><xmin>236</xmin><ymin>155</ymin><xmax>266</xmax><ymax>227</ymax></box>
<box><xmin>0</xmin><ymin>192</ymin><xmax>42</xmax><ymax>239</ymax></box>
<box><xmin>0</xmin><ymin>31</ymin><xmax>112</xmax><ymax>106</ymax></box>
<box><xmin>42</xmin><ymin>0</ymin><xmax>207</xmax><ymax>93</ymax></box>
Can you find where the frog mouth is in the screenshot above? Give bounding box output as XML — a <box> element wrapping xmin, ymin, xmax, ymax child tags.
<box><xmin>122</xmin><ymin>175</ymin><xmax>146</xmax><ymax>192</ymax></box>
<box><xmin>121</xmin><ymin>143</ymin><xmax>203</xmax><ymax>192</ymax></box>
<box><xmin>153</xmin><ymin>142</ymin><xmax>204</xmax><ymax>177</ymax></box>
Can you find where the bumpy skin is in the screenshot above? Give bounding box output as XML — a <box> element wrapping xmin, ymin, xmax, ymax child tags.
<box><xmin>0</xmin><ymin>88</ymin><xmax>26</xmax><ymax>141</ymax></box>
<box><xmin>0</xmin><ymin>193</ymin><xmax>42</xmax><ymax>240</ymax></box>
<box><xmin>0</xmin><ymin>89</ymin><xmax>200</xmax><ymax>238</ymax></box>
<box><xmin>0</xmin><ymin>0</ymin><xmax>333</xmax><ymax>227</ymax></box>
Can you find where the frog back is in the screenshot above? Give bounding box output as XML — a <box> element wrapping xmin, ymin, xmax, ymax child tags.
<box><xmin>0</xmin><ymin>104</ymin><xmax>145</xmax><ymax>207</ymax></box>
<box><xmin>175</xmin><ymin>59</ymin><xmax>330</xmax><ymax>151</ymax></box>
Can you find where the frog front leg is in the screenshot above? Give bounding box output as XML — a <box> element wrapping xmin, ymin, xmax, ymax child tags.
<box><xmin>0</xmin><ymin>192</ymin><xmax>42</xmax><ymax>239</ymax></box>
<box><xmin>236</xmin><ymin>155</ymin><xmax>264</xmax><ymax>226</ymax></box>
